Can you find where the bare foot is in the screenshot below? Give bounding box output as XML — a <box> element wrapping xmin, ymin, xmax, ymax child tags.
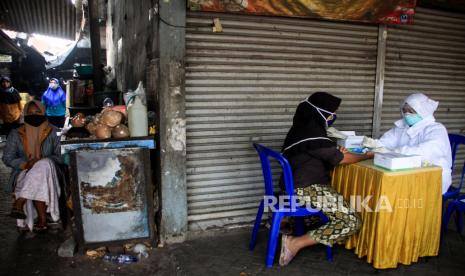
<box><xmin>286</xmin><ymin>236</ymin><xmax>300</xmax><ymax>256</ymax></box>
<box><xmin>279</xmin><ymin>235</ymin><xmax>296</xmax><ymax>266</ymax></box>
<box><xmin>280</xmin><ymin>234</ymin><xmax>319</xmax><ymax>266</ymax></box>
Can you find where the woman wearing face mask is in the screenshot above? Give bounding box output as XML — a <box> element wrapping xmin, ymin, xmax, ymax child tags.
<box><xmin>0</xmin><ymin>76</ymin><xmax>22</xmax><ymax>136</ymax></box>
<box><xmin>2</xmin><ymin>100</ymin><xmax>62</xmax><ymax>232</ymax></box>
<box><xmin>41</xmin><ymin>78</ymin><xmax>66</xmax><ymax>128</ymax></box>
<box><xmin>278</xmin><ymin>92</ymin><xmax>374</xmax><ymax>266</ymax></box>
<box><xmin>377</xmin><ymin>93</ymin><xmax>452</xmax><ymax>194</ymax></box>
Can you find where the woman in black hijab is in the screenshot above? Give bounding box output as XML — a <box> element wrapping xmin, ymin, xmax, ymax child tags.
<box><xmin>279</xmin><ymin>92</ymin><xmax>373</xmax><ymax>266</ymax></box>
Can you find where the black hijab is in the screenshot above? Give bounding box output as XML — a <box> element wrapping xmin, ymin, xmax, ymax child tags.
<box><xmin>0</xmin><ymin>76</ymin><xmax>21</xmax><ymax>104</ymax></box>
<box><xmin>282</xmin><ymin>92</ymin><xmax>341</xmax><ymax>157</ymax></box>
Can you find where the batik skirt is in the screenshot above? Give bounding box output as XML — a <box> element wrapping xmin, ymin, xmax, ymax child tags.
<box><xmin>295</xmin><ymin>184</ymin><xmax>362</xmax><ymax>246</ymax></box>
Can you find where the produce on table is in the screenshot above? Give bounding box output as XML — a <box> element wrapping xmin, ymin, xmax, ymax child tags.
<box><xmin>86</xmin><ymin>122</ymin><xmax>97</xmax><ymax>135</ymax></box>
<box><xmin>101</xmin><ymin>110</ymin><xmax>123</xmax><ymax>127</ymax></box>
<box><xmin>112</xmin><ymin>124</ymin><xmax>130</xmax><ymax>138</ymax></box>
<box><xmin>71</xmin><ymin>112</ymin><xmax>86</xmax><ymax>128</ymax></box>
<box><xmin>94</xmin><ymin>124</ymin><xmax>112</xmax><ymax>139</ymax></box>
<box><xmin>67</xmin><ymin>108</ymin><xmax>134</xmax><ymax>140</ymax></box>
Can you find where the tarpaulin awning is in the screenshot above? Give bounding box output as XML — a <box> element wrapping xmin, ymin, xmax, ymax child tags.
<box><xmin>188</xmin><ymin>0</ymin><xmax>417</xmax><ymax>24</ymax></box>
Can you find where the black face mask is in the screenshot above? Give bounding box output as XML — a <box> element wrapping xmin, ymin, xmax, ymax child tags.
<box><xmin>24</xmin><ymin>115</ymin><xmax>46</xmax><ymax>127</ymax></box>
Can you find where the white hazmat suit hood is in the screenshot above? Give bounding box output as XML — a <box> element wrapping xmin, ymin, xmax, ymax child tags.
<box><xmin>403</xmin><ymin>93</ymin><xmax>439</xmax><ymax>120</ymax></box>
<box><xmin>379</xmin><ymin>93</ymin><xmax>452</xmax><ymax>194</ymax></box>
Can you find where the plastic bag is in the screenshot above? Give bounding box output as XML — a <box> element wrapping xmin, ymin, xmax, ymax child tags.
<box><xmin>327</xmin><ymin>127</ymin><xmax>348</xmax><ymax>139</ymax></box>
<box><xmin>124</xmin><ymin>81</ymin><xmax>146</xmax><ymax>106</ymax></box>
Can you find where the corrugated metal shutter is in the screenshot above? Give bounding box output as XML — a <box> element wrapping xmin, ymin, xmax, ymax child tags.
<box><xmin>185</xmin><ymin>12</ymin><xmax>378</xmax><ymax>232</ymax></box>
<box><xmin>382</xmin><ymin>7</ymin><xmax>465</xmax><ymax>189</ymax></box>
<box><xmin>0</xmin><ymin>0</ymin><xmax>76</xmax><ymax>39</ymax></box>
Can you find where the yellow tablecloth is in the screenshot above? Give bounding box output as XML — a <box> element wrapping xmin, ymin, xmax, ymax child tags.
<box><xmin>331</xmin><ymin>160</ymin><xmax>442</xmax><ymax>269</ymax></box>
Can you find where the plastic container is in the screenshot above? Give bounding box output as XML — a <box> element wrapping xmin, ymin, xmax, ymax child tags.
<box><xmin>127</xmin><ymin>95</ymin><xmax>148</xmax><ymax>137</ymax></box>
<box><xmin>126</xmin><ymin>82</ymin><xmax>148</xmax><ymax>137</ymax></box>
<box><xmin>73</xmin><ymin>64</ymin><xmax>93</xmax><ymax>80</ymax></box>
<box><xmin>74</xmin><ymin>65</ymin><xmax>93</xmax><ymax>75</ymax></box>
<box><xmin>103</xmin><ymin>254</ymin><xmax>138</xmax><ymax>264</ymax></box>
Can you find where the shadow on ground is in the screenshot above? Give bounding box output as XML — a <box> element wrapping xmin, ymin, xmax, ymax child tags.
<box><xmin>1</xmin><ymin>190</ymin><xmax>464</xmax><ymax>276</ymax></box>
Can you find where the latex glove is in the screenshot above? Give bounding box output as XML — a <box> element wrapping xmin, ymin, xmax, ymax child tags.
<box><xmin>327</xmin><ymin>127</ymin><xmax>347</xmax><ymax>139</ymax></box>
<box><xmin>362</xmin><ymin>136</ymin><xmax>378</xmax><ymax>148</ymax></box>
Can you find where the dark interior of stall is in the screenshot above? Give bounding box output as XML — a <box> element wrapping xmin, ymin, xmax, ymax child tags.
<box><xmin>0</xmin><ymin>0</ymin><xmax>159</xmax><ymax>252</ymax></box>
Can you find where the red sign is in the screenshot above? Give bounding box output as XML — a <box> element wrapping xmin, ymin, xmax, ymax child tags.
<box><xmin>188</xmin><ymin>0</ymin><xmax>417</xmax><ymax>24</ymax></box>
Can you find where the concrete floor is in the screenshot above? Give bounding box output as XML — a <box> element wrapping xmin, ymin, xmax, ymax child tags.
<box><xmin>1</xmin><ymin>190</ymin><xmax>465</xmax><ymax>276</ymax></box>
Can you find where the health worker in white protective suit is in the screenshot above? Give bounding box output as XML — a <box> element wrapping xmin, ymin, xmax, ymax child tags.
<box><xmin>373</xmin><ymin>93</ymin><xmax>452</xmax><ymax>194</ymax></box>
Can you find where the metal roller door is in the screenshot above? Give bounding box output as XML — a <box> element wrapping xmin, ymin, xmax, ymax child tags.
<box><xmin>382</xmin><ymin>7</ymin><xmax>465</xmax><ymax>190</ymax></box>
<box><xmin>185</xmin><ymin>12</ymin><xmax>379</xmax><ymax>231</ymax></box>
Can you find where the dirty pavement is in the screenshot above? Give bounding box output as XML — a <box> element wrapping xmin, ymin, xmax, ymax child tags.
<box><xmin>1</xmin><ymin>190</ymin><xmax>465</xmax><ymax>276</ymax></box>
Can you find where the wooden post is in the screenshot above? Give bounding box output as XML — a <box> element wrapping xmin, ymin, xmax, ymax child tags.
<box><xmin>88</xmin><ymin>0</ymin><xmax>103</xmax><ymax>93</ymax></box>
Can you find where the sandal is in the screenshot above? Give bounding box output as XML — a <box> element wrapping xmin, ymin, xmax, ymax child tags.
<box><xmin>33</xmin><ymin>224</ymin><xmax>48</xmax><ymax>233</ymax></box>
<box><xmin>46</xmin><ymin>216</ymin><xmax>60</xmax><ymax>225</ymax></box>
<box><xmin>16</xmin><ymin>226</ymin><xmax>29</xmax><ymax>233</ymax></box>
<box><xmin>9</xmin><ymin>208</ymin><xmax>27</xmax><ymax>219</ymax></box>
<box><xmin>279</xmin><ymin>235</ymin><xmax>295</xmax><ymax>266</ymax></box>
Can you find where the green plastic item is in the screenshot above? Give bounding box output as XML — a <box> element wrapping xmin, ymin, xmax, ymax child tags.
<box><xmin>74</xmin><ymin>65</ymin><xmax>93</xmax><ymax>76</ymax></box>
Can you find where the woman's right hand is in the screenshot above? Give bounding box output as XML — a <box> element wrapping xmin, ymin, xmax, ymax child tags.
<box><xmin>337</xmin><ymin>145</ymin><xmax>348</xmax><ymax>154</ymax></box>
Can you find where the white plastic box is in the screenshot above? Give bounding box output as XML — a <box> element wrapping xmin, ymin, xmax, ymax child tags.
<box><xmin>374</xmin><ymin>152</ymin><xmax>422</xmax><ymax>170</ymax></box>
<box><xmin>337</xmin><ymin>136</ymin><xmax>364</xmax><ymax>148</ymax></box>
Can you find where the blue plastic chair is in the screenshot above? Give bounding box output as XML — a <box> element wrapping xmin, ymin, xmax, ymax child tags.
<box><xmin>250</xmin><ymin>143</ymin><xmax>333</xmax><ymax>267</ymax></box>
<box><xmin>443</xmin><ymin>134</ymin><xmax>465</xmax><ymax>203</ymax></box>
<box><xmin>442</xmin><ymin>195</ymin><xmax>465</xmax><ymax>236</ymax></box>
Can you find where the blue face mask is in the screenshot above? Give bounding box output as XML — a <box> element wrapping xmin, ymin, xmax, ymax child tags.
<box><xmin>327</xmin><ymin>114</ymin><xmax>337</xmax><ymax>126</ymax></box>
<box><xmin>49</xmin><ymin>83</ymin><xmax>59</xmax><ymax>90</ymax></box>
<box><xmin>404</xmin><ymin>113</ymin><xmax>422</xmax><ymax>126</ymax></box>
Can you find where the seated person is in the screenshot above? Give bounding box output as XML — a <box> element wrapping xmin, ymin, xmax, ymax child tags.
<box><xmin>279</xmin><ymin>92</ymin><xmax>374</xmax><ymax>266</ymax></box>
<box><xmin>2</xmin><ymin>100</ymin><xmax>62</xmax><ymax>232</ymax></box>
<box><xmin>376</xmin><ymin>93</ymin><xmax>452</xmax><ymax>194</ymax></box>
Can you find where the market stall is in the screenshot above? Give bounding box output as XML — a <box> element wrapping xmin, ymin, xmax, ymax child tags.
<box><xmin>60</xmin><ymin>80</ymin><xmax>157</xmax><ymax>251</ymax></box>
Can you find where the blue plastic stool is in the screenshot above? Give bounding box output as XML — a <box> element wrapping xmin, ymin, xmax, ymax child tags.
<box><xmin>442</xmin><ymin>195</ymin><xmax>465</xmax><ymax>236</ymax></box>
<box><xmin>249</xmin><ymin>143</ymin><xmax>333</xmax><ymax>267</ymax></box>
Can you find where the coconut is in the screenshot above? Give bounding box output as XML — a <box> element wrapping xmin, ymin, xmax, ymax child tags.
<box><xmin>71</xmin><ymin>112</ymin><xmax>86</xmax><ymax>128</ymax></box>
<box><xmin>101</xmin><ymin>110</ymin><xmax>123</xmax><ymax>127</ymax></box>
<box><xmin>86</xmin><ymin>122</ymin><xmax>97</xmax><ymax>135</ymax></box>
<box><xmin>112</xmin><ymin>124</ymin><xmax>129</xmax><ymax>138</ymax></box>
<box><xmin>93</xmin><ymin>113</ymin><xmax>102</xmax><ymax>124</ymax></box>
<box><xmin>94</xmin><ymin>124</ymin><xmax>112</xmax><ymax>139</ymax></box>
<box><xmin>85</xmin><ymin>115</ymin><xmax>94</xmax><ymax>124</ymax></box>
